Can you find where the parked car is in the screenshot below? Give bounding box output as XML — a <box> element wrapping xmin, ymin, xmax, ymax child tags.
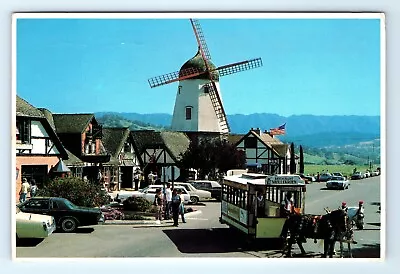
<box><xmin>318</xmin><ymin>173</ymin><xmax>332</xmax><ymax>182</ymax></box>
<box><xmin>364</xmin><ymin>171</ymin><xmax>371</xmax><ymax>178</ymax></box>
<box><xmin>351</xmin><ymin>172</ymin><xmax>364</xmax><ymax>180</ymax></box>
<box><xmin>299</xmin><ymin>174</ymin><xmax>315</xmax><ymax>184</ymax></box>
<box><xmin>17</xmin><ymin>197</ymin><xmax>105</xmax><ymax>233</ymax></box>
<box><xmin>372</xmin><ymin>170</ymin><xmax>380</xmax><ymax>176</ymax></box>
<box><xmin>116</xmin><ymin>185</ymin><xmax>191</xmax><ymax>204</ymax></box>
<box><xmin>173</xmin><ymin>182</ymin><xmax>212</xmax><ymax>204</ymax></box>
<box><xmin>332</xmin><ymin>172</ymin><xmax>345</xmax><ymax>178</ymax></box>
<box><xmin>188</xmin><ymin>180</ymin><xmax>222</xmax><ymax>201</ymax></box>
<box><xmin>326</xmin><ymin>176</ymin><xmax>349</xmax><ymax>190</ymax></box>
<box><xmin>16</xmin><ymin>206</ymin><xmax>56</xmax><ymax>241</ymax></box>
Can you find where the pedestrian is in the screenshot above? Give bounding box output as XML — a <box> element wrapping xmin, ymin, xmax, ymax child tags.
<box><xmin>30</xmin><ymin>179</ymin><xmax>38</xmax><ymax>198</ymax></box>
<box><xmin>133</xmin><ymin>169</ymin><xmax>140</xmax><ymax>190</ymax></box>
<box><xmin>177</xmin><ymin>189</ymin><xmax>186</xmax><ymax>223</ymax></box>
<box><xmin>171</xmin><ymin>188</ymin><xmax>181</xmax><ymax>226</ymax></box>
<box><xmin>19</xmin><ymin>178</ymin><xmax>30</xmax><ymax>203</ymax></box>
<box><xmin>164</xmin><ymin>183</ymin><xmax>172</xmax><ymax>219</ymax></box>
<box><xmin>148</xmin><ymin>171</ymin><xmax>155</xmax><ymax>185</ymax></box>
<box><xmin>154</xmin><ymin>188</ymin><xmax>163</xmax><ymax>224</ymax></box>
<box><xmin>139</xmin><ymin>172</ymin><xmax>145</xmax><ymax>187</ymax></box>
<box><xmin>255</xmin><ymin>190</ymin><xmax>265</xmax><ymax>217</ymax></box>
<box><xmin>281</xmin><ymin>192</ymin><xmax>294</xmax><ymax>217</ymax></box>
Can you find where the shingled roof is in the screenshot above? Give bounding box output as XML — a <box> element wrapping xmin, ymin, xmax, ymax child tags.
<box><xmin>160</xmin><ymin>131</ymin><xmax>190</xmax><ymax>161</ymax></box>
<box><xmin>271</xmin><ymin>143</ymin><xmax>289</xmax><ymax>157</ymax></box>
<box><xmin>38</xmin><ymin>108</ymin><xmax>56</xmax><ymax>130</ymax></box>
<box><xmin>130</xmin><ymin>130</ymin><xmax>165</xmax><ymax>152</ymax></box>
<box><xmin>16</xmin><ymin>96</ymin><xmax>45</xmax><ymax>118</ymax></box>
<box><xmin>227</xmin><ymin>134</ymin><xmax>245</xmax><ymax>146</ymax></box>
<box><xmin>52</xmin><ymin>114</ymin><xmax>94</xmax><ymax>134</ymax></box>
<box><xmin>16</xmin><ymin>95</ymin><xmax>68</xmax><ymax>159</ymax></box>
<box><xmin>64</xmin><ymin>148</ymin><xmax>84</xmax><ymax>166</ymax></box>
<box><xmin>130</xmin><ymin>130</ymin><xmax>190</xmax><ymax>162</ymax></box>
<box><xmin>102</xmin><ymin>127</ymin><xmax>130</xmax><ymax>158</ymax></box>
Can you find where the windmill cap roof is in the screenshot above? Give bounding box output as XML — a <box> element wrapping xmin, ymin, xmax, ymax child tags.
<box><xmin>179</xmin><ymin>48</ymin><xmax>219</xmax><ymax>81</ymax></box>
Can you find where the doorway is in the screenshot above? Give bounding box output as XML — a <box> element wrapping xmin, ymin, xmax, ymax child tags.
<box><xmin>120</xmin><ymin>166</ymin><xmax>133</xmax><ymax>189</ymax></box>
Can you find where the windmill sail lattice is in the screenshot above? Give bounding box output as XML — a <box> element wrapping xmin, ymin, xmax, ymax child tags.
<box><xmin>206</xmin><ymin>82</ymin><xmax>229</xmax><ymax>133</ymax></box>
<box><xmin>190</xmin><ymin>19</ymin><xmax>212</xmax><ymax>61</ymax></box>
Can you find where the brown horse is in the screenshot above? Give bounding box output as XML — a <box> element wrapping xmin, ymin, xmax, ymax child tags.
<box><xmin>281</xmin><ymin>208</ymin><xmax>349</xmax><ymax>258</ymax></box>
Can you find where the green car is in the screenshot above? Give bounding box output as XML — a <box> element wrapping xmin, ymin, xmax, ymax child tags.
<box><xmin>18</xmin><ymin>197</ymin><xmax>105</xmax><ymax>233</ymax></box>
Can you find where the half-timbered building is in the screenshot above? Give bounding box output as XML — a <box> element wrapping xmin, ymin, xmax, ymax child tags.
<box><xmin>102</xmin><ymin>127</ymin><xmax>141</xmax><ymax>190</ymax></box>
<box><xmin>15</xmin><ymin>96</ymin><xmax>68</xmax><ymax>200</ymax></box>
<box><xmin>130</xmin><ymin>130</ymin><xmax>190</xmax><ymax>184</ymax></box>
<box><xmin>51</xmin><ymin>113</ymin><xmax>110</xmax><ymax>183</ymax></box>
<box><xmin>231</xmin><ymin>128</ymin><xmax>295</xmax><ymax>175</ymax></box>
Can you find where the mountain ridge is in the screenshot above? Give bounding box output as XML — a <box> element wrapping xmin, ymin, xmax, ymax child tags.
<box><xmin>95</xmin><ymin>111</ymin><xmax>380</xmax><ymax>136</ymax></box>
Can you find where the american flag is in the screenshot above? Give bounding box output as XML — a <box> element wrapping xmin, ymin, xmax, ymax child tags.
<box><xmin>270</xmin><ymin>123</ymin><xmax>286</xmax><ymax>135</ymax></box>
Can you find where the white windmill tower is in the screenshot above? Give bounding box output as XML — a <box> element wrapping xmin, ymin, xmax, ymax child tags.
<box><xmin>148</xmin><ymin>19</ymin><xmax>263</xmax><ymax>139</ymax></box>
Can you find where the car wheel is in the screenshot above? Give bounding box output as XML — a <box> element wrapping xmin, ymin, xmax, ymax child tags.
<box><xmin>60</xmin><ymin>217</ymin><xmax>77</xmax><ymax>233</ymax></box>
<box><xmin>190</xmin><ymin>196</ymin><xmax>199</xmax><ymax>205</ymax></box>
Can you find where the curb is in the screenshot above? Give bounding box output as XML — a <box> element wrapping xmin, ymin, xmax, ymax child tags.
<box><xmin>104</xmin><ymin>210</ymin><xmax>202</xmax><ymax>225</ymax></box>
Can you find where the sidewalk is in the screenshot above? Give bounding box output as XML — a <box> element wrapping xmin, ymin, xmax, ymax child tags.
<box><xmin>104</xmin><ymin>209</ymin><xmax>202</xmax><ymax>226</ymax></box>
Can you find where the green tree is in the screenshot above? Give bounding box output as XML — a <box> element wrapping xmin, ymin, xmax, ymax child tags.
<box><xmin>299</xmin><ymin>145</ymin><xmax>304</xmax><ymax>174</ymax></box>
<box><xmin>37</xmin><ymin>176</ymin><xmax>110</xmax><ymax>207</ymax></box>
<box><xmin>290</xmin><ymin>142</ymin><xmax>296</xmax><ymax>174</ymax></box>
<box><xmin>179</xmin><ymin>137</ymin><xmax>246</xmax><ymax>179</ymax></box>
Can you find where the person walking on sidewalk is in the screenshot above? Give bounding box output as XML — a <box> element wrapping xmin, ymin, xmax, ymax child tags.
<box><xmin>177</xmin><ymin>189</ymin><xmax>186</xmax><ymax>223</ymax></box>
<box><xmin>30</xmin><ymin>179</ymin><xmax>38</xmax><ymax>198</ymax></box>
<box><xmin>19</xmin><ymin>178</ymin><xmax>30</xmax><ymax>203</ymax></box>
<box><xmin>154</xmin><ymin>188</ymin><xmax>163</xmax><ymax>225</ymax></box>
<box><xmin>171</xmin><ymin>188</ymin><xmax>181</xmax><ymax>227</ymax></box>
<box><xmin>164</xmin><ymin>183</ymin><xmax>172</xmax><ymax>220</ymax></box>
<box><xmin>133</xmin><ymin>170</ymin><xmax>140</xmax><ymax>190</ymax></box>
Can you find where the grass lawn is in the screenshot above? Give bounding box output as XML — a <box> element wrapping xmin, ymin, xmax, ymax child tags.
<box><xmin>304</xmin><ymin>164</ymin><xmax>378</xmax><ymax>177</ymax></box>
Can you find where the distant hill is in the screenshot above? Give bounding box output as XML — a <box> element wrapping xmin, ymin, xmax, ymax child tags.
<box><xmin>95</xmin><ymin>112</ymin><xmax>381</xmax><ymax>165</ymax></box>
<box><xmin>95</xmin><ymin>111</ymin><xmax>379</xmax><ymax>138</ymax></box>
<box><xmin>96</xmin><ymin>113</ymin><xmax>169</xmax><ymax>131</ymax></box>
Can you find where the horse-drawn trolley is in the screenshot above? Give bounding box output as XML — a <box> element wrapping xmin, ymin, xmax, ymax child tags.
<box><xmin>219</xmin><ymin>172</ymin><xmax>306</xmax><ymax>240</ymax></box>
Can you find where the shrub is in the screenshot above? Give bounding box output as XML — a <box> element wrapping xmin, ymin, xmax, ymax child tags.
<box><xmin>124</xmin><ymin>214</ymin><xmax>152</xmax><ymax>220</ymax></box>
<box><xmin>37</xmin><ymin>176</ymin><xmax>111</xmax><ymax>207</ymax></box>
<box><xmin>122</xmin><ymin>196</ymin><xmax>152</xmax><ymax>212</ymax></box>
<box><xmin>101</xmin><ymin>207</ymin><xmax>125</xmax><ymax>220</ymax></box>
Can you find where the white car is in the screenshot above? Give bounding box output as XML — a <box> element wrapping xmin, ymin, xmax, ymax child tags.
<box><xmin>326</xmin><ymin>176</ymin><xmax>350</xmax><ymax>190</ymax></box>
<box><xmin>116</xmin><ymin>185</ymin><xmax>191</xmax><ymax>204</ymax></box>
<box><xmin>173</xmin><ymin>182</ymin><xmax>212</xmax><ymax>204</ymax></box>
<box><xmin>16</xmin><ymin>206</ymin><xmax>56</xmax><ymax>241</ymax></box>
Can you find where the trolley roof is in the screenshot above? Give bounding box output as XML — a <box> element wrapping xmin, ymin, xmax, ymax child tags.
<box><xmin>223</xmin><ymin>173</ymin><xmax>305</xmax><ymax>186</ymax></box>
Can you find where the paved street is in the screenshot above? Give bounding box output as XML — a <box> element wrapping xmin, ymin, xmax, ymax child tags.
<box><xmin>16</xmin><ymin>176</ymin><xmax>381</xmax><ymax>258</ymax></box>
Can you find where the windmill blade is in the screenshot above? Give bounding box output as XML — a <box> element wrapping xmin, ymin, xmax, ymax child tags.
<box><xmin>148</xmin><ymin>66</ymin><xmax>205</xmax><ymax>88</ymax></box>
<box><xmin>206</xmin><ymin>81</ymin><xmax>230</xmax><ymax>134</ymax></box>
<box><xmin>190</xmin><ymin>19</ymin><xmax>212</xmax><ymax>61</ymax></box>
<box><xmin>217</xmin><ymin>58</ymin><xmax>263</xmax><ymax>77</ymax></box>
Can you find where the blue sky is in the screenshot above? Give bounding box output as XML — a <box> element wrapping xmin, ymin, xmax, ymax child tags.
<box><xmin>16</xmin><ymin>16</ymin><xmax>382</xmax><ymax>116</ymax></box>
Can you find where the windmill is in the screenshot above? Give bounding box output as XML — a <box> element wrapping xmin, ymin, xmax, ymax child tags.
<box><xmin>148</xmin><ymin>19</ymin><xmax>263</xmax><ymax>137</ymax></box>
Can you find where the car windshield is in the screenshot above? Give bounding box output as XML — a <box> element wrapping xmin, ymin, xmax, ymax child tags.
<box><xmin>331</xmin><ymin>176</ymin><xmax>343</xmax><ymax>180</ymax></box>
